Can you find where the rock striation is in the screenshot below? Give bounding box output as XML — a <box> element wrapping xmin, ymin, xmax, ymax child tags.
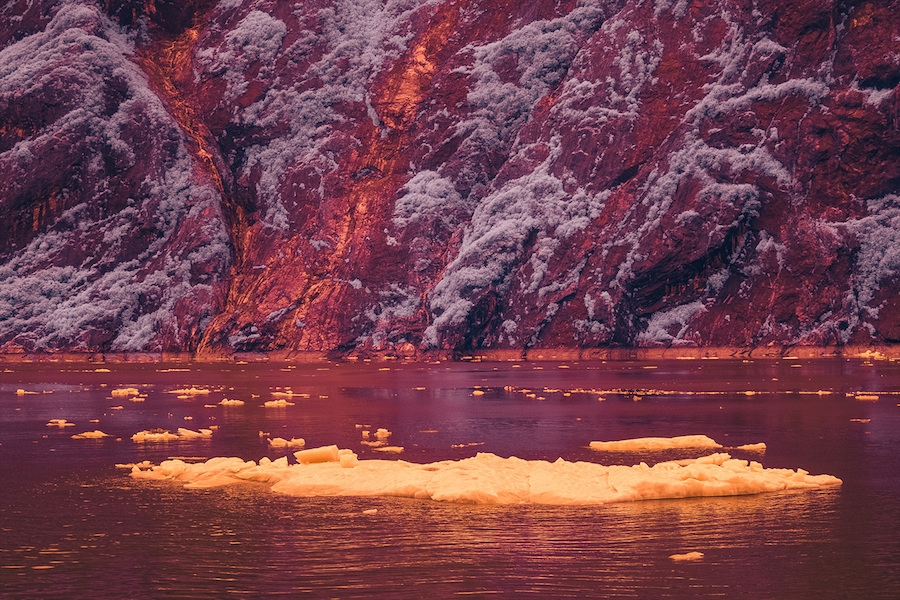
<box><xmin>1</xmin><ymin>0</ymin><xmax>899</xmax><ymax>356</ymax></box>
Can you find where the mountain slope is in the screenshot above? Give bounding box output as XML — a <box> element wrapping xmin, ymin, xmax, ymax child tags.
<box><xmin>1</xmin><ymin>0</ymin><xmax>898</xmax><ymax>356</ymax></box>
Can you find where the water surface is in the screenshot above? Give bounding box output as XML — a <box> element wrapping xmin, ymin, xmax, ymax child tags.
<box><xmin>1</xmin><ymin>358</ymin><xmax>898</xmax><ymax>598</ymax></box>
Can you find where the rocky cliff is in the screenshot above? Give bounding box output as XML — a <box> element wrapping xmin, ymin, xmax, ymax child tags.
<box><xmin>1</xmin><ymin>0</ymin><xmax>899</xmax><ymax>357</ymax></box>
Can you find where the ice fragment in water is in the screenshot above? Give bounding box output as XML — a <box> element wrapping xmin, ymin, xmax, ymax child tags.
<box><xmin>131</xmin><ymin>440</ymin><xmax>842</xmax><ymax>505</ymax></box>
<box><xmin>734</xmin><ymin>442</ymin><xmax>766</xmax><ymax>451</ymax></box>
<box><xmin>264</xmin><ymin>399</ymin><xmax>295</xmax><ymax>407</ymax></box>
<box><xmin>294</xmin><ymin>445</ymin><xmax>340</xmax><ymax>464</ymax></box>
<box><xmin>589</xmin><ymin>435</ymin><xmax>721</xmax><ymax>451</ymax></box>
<box><xmin>670</xmin><ymin>552</ymin><xmax>704</xmax><ymax>561</ymax></box>
<box><xmin>72</xmin><ymin>430</ymin><xmax>110</xmax><ymax>439</ymax></box>
<box><xmin>111</xmin><ymin>388</ymin><xmax>140</xmax><ymax>397</ymax></box>
<box><xmin>268</xmin><ymin>437</ymin><xmax>305</xmax><ymax>448</ymax></box>
<box><xmin>169</xmin><ymin>388</ymin><xmax>211</xmax><ymax>395</ymax></box>
<box><xmin>131</xmin><ymin>428</ymin><xmax>212</xmax><ymax>442</ymax></box>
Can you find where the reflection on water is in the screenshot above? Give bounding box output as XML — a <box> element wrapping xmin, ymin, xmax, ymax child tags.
<box><xmin>1</xmin><ymin>359</ymin><xmax>899</xmax><ymax>598</ymax></box>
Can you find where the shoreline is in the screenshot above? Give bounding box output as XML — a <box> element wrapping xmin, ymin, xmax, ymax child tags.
<box><xmin>0</xmin><ymin>345</ymin><xmax>897</xmax><ymax>364</ymax></box>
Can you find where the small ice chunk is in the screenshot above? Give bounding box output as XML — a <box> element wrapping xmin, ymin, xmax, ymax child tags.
<box><xmin>130</xmin><ymin>428</ymin><xmax>211</xmax><ymax>442</ymax></box>
<box><xmin>734</xmin><ymin>442</ymin><xmax>767</xmax><ymax>451</ymax></box>
<box><xmin>362</xmin><ymin>508</ymin><xmax>377</xmax><ymax>514</ymax></box>
<box><xmin>264</xmin><ymin>399</ymin><xmax>295</xmax><ymax>407</ymax></box>
<box><xmin>111</xmin><ymin>388</ymin><xmax>140</xmax><ymax>397</ymax></box>
<box><xmin>46</xmin><ymin>419</ymin><xmax>74</xmax><ymax>427</ymax></box>
<box><xmin>373</xmin><ymin>446</ymin><xmax>404</xmax><ymax>453</ymax></box>
<box><xmin>670</xmin><ymin>551</ymin><xmax>704</xmax><ymax>561</ymax></box>
<box><xmin>117</xmin><ymin>460</ymin><xmax>153</xmax><ymax>469</ymax></box>
<box><xmin>294</xmin><ymin>445</ymin><xmax>340</xmax><ymax>464</ymax></box>
<box><xmin>589</xmin><ymin>435</ymin><xmax>721</xmax><ymax>451</ymax></box>
<box><xmin>169</xmin><ymin>388</ymin><xmax>211</xmax><ymax>395</ymax></box>
<box><xmin>219</xmin><ymin>399</ymin><xmax>245</xmax><ymax>406</ymax></box>
<box><xmin>268</xmin><ymin>437</ymin><xmax>305</xmax><ymax>448</ymax></box>
<box><xmin>72</xmin><ymin>430</ymin><xmax>110</xmax><ymax>439</ymax></box>
<box><xmin>176</xmin><ymin>428</ymin><xmax>213</xmax><ymax>439</ymax></box>
<box><xmin>132</xmin><ymin>429</ymin><xmax>180</xmax><ymax>442</ymax></box>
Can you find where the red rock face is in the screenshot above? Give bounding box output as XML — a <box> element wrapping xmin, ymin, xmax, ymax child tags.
<box><xmin>1</xmin><ymin>0</ymin><xmax>898</xmax><ymax>355</ymax></box>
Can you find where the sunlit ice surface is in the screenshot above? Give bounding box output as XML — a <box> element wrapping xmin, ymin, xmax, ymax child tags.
<box><xmin>1</xmin><ymin>358</ymin><xmax>899</xmax><ymax>598</ymax></box>
<box><xmin>129</xmin><ymin>443</ymin><xmax>840</xmax><ymax>504</ymax></box>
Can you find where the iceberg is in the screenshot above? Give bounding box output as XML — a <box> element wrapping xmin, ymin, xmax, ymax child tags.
<box><xmin>130</xmin><ymin>443</ymin><xmax>841</xmax><ymax>506</ymax></box>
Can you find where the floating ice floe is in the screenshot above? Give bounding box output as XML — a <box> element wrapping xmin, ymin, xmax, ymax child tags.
<box><xmin>268</xmin><ymin>437</ymin><xmax>305</xmax><ymax>448</ymax></box>
<box><xmin>734</xmin><ymin>442</ymin><xmax>767</xmax><ymax>452</ymax></box>
<box><xmin>219</xmin><ymin>398</ymin><xmax>245</xmax><ymax>406</ymax></box>
<box><xmin>111</xmin><ymin>387</ymin><xmax>140</xmax><ymax>397</ymax></box>
<box><xmin>589</xmin><ymin>435</ymin><xmax>721</xmax><ymax>451</ymax></box>
<box><xmin>72</xmin><ymin>430</ymin><xmax>110</xmax><ymax>439</ymax></box>
<box><xmin>46</xmin><ymin>419</ymin><xmax>75</xmax><ymax>427</ymax></box>
<box><xmin>263</xmin><ymin>399</ymin><xmax>295</xmax><ymax>407</ymax></box>
<box><xmin>169</xmin><ymin>387</ymin><xmax>211</xmax><ymax>395</ymax></box>
<box><xmin>131</xmin><ymin>428</ymin><xmax>213</xmax><ymax>442</ymax></box>
<box><xmin>670</xmin><ymin>552</ymin><xmax>704</xmax><ymax>561</ymax></box>
<box><xmin>271</xmin><ymin>391</ymin><xmax>309</xmax><ymax>399</ymax></box>
<box><xmin>130</xmin><ymin>442</ymin><xmax>842</xmax><ymax>505</ymax></box>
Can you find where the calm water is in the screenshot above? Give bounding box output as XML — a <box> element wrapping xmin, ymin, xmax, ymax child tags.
<box><xmin>1</xmin><ymin>358</ymin><xmax>898</xmax><ymax>599</ymax></box>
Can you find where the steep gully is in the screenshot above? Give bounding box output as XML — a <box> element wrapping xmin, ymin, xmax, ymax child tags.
<box><xmin>130</xmin><ymin>0</ymin><xmax>470</xmax><ymax>356</ymax></box>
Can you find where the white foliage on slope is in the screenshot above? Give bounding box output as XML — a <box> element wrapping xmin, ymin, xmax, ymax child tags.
<box><xmin>833</xmin><ymin>194</ymin><xmax>900</xmax><ymax>340</ymax></box>
<box><xmin>422</xmin><ymin>0</ymin><xmax>849</xmax><ymax>346</ymax></box>
<box><xmin>452</xmin><ymin>2</ymin><xmax>604</xmax><ymax>159</ymax></box>
<box><xmin>0</xmin><ymin>2</ymin><xmax>230</xmax><ymax>351</ymax></box>
<box><xmin>218</xmin><ymin>0</ymin><xmax>432</xmax><ymax>229</ymax></box>
<box><xmin>195</xmin><ymin>9</ymin><xmax>287</xmax><ymax>101</ymax></box>
<box><xmin>418</xmin><ymin>2</ymin><xmax>618</xmax><ymax>344</ymax></box>
<box><xmin>424</xmin><ymin>135</ymin><xmax>609</xmax><ymax>344</ymax></box>
<box><xmin>357</xmin><ymin>282</ymin><xmax>421</xmax><ymax>347</ymax></box>
<box><xmin>392</xmin><ymin>170</ymin><xmax>466</xmax><ymax>229</ymax></box>
<box><xmin>653</xmin><ymin>0</ymin><xmax>689</xmax><ymax>19</ymax></box>
<box><xmin>596</xmin><ymin>13</ymin><xmax>816</xmax><ymax>340</ymax></box>
<box><xmin>636</xmin><ymin>300</ymin><xmax>707</xmax><ymax>345</ymax></box>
